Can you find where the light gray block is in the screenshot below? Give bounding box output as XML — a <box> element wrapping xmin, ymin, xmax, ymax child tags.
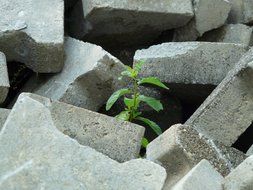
<box><xmin>146</xmin><ymin>124</ymin><xmax>246</xmax><ymax>189</ymax></box>
<box><xmin>134</xmin><ymin>42</ymin><xmax>247</xmax><ymax>86</ymax></box>
<box><xmin>186</xmin><ymin>48</ymin><xmax>253</xmax><ymax>146</ymax></box>
<box><xmin>22</xmin><ymin>37</ymin><xmax>126</xmax><ymax>111</ymax></box>
<box><xmin>0</xmin><ymin>94</ymin><xmax>167</xmax><ymax>190</ymax></box>
<box><xmin>0</xmin><ymin>0</ymin><xmax>64</xmax><ymax>73</ymax></box>
<box><xmin>0</xmin><ymin>52</ymin><xmax>9</xmax><ymax>104</ymax></box>
<box><xmin>173</xmin><ymin>0</ymin><xmax>231</xmax><ymax>41</ymax></box>
<box><xmin>200</xmin><ymin>24</ymin><xmax>253</xmax><ymax>46</ymax></box>
<box><xmin>0</xmin><ymin>108</ymin><xmax>10</xmax><ymax>130</ymax></box>
<box><xmin>228</xmin><ymin>0</ymin><xmax>253</xmax><ymax>24</ymax></box>
<box><xmin>21</xmin><ymin>93</ymin><xmax>145</xmax><ymax>162</ymax></box>
<box><xmin>172</xmin><ymin>160</ymin><xmax>224</xmax><ymax>190</ymax></box>
<box><xmin>224</xmin><ymin>155</ymin><xmax>253</xmax><ymax>190</ymax></box>
<box><xmin>247</xmin><ymin>145</ymin><xmax>253</xmax><ymax>156</ymax></box>
<box><xmin>68</xmin><ymin>0</ymin><xmax>193</xmax><ymax>47</ymax></box>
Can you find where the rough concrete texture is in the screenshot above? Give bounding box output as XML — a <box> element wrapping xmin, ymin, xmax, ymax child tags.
<box><xmin>200</xmin><ymin>24</ymin><xmax>253</xmax><ymax>46</ymax></box>
<box><xmin>22</xmin><ymin>37</ymin><xmax>126</xmax><ymax>111</ymax></box>
<box><xmin>67</xmin><ymin>0</ymin><xmax>193</xmax><ymax>48</ymax></box>
<box><xmin>172</xmin><ymin>160</ymin><xmax>224</xmax><ymax>190</ymax></box>
<box><xmin>228</xmin><ymin>0</ymin><xmax>253</xmax><ymax>24</ymax></box>
<box><xmin>173</xmin><ymin>0</ymin><xmax>231</xmax><ymax>41</ymax></box>
<box><xmin>134</xmin><ymin>42</ymin><xmax>247</xmax><ymax>86</ymax></box>
<box><xmin>224</xmin><ymin>155</ymin><xmax>253</xmax><ymax>190</ymax></box>
<box><xmin>0</xmin><ymin>0</ymin><xmax>64</xmax><ymax>73</ymax></box>
<box><xmin>186</xmin><ymin>48</ymin><xmax>253</xmax><ymax>146</ymax></box>
<box><xmin>247</xmin><ymin>145</ymin><xmax>253</xmax><ymax>156</ymax></box>
<box><xmin>146</xmin><ymin>124</ymin><xmax>246</xmax><ymax>189</ymax></box>
<box><xmin>21</xmin><ymin>93</ymin><xmax>145</xmax><ymax>163</ymax></box>
<box><xmin>0</xmin><ymin>94</ymin><xmax>167</xmax><ymax>190</ymax></box>
<box><xmin>0</xmin><ymin>53</ymin><xmax>9</xmax><ymax>104</ymax></box>
<box><xmin>0</xmin><ymin>108</ymin><xmax>10</xmax><ymax>130</ymax></box>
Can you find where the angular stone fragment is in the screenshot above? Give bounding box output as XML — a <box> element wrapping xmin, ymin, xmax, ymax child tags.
<box><xmin>21</xmin><ymin>93</ymin><xmax>145</xmax><ymax>162</ymax></box>
<box><xmin>22</xmin><ymin>37</ymin><xmax>126</xmax><ymax>111</ymax></box>
<box><xmin>67</xmin><ymin>0</ymin><xmax>193</xmax><ymax>48</ymax></box>
<box><xmin>186</xmin><ymin>48</ymin><xmax>253</xmax><ymax>146</ymax></box>
<box><xmin>228</xmin><ymin>0</ymin><xmax>253</xmax><ymax>24</ymax></box>
<box><xmin>172</xmin><ymin>160</ymin><xmax>224</xmax><ymax>190</ymax></box>
<box><xmin>146</xmin><ymin>124</ymin><xmax>246</xmax><ymax>189</ymax></box>
<box><xmin>0</xmin><ymin>53</ymin><xmax>9</xmax><ymax>104</ymax></box>
<box><xmin>0</xmin><ymin>95</ymin><xmax>167</xmax><ymax>189</ymax></box>
<box><xmin>224</xmin><ymin>156</ymin><xmax>253</xmax><ymax>190</ymax></box>
<box><xmin>200</xmin><ymin>24</ymin><xmax>253</xmax><ymax>46</ymax></box>
<box><xmin>135</xmin><ymin>42</ymin><xmax>247</xmax><ymax>86</ymax></box>
<box><xmin>0</xmin><ymin>108</ymin><xmax>10</xmax><ymax>130</ymax></box>
<box><xmin>173</xmin><ymin>0</ymin><xmax>231</xmax><ymax>41</ymax></box>
<box><xmin>0</xmin><ymin>0</ymin><xmax>64</xmax><ymax>73</ymax></box>
<box><xmin>247</xmin><ymin>145</ymin><xmax>253</xmax><ymax>156</ymax></box>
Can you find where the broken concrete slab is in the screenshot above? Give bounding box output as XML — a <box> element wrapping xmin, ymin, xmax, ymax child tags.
<box><xmin>247</xmin><ymin>145</ymin><xmax>253</xmax><ymax>156</ymax></box>
<box><xmin>0</xmin><ymin>94</ymin><xmax>167</xmax><ymax>189</ymax></box>
<box><xmin>146</xmin><ymin>124</ymin><xmax>246</xmax><ymax>189</ymax></box>
<box><xmin>200</xmin><ymin>24</ymin><xmax>253</xmax><ymax>46</ymax></box>
<box><xmin>67</xmin><ymin>0</ymin><xmax>194</xmax><ymax>48</ymax></box>
<box><xmin>20</xmin><ymin>92</ymin><xmax>145</xmax><ymax>163</ymax></box>
<box><xmin>224</xmin><ymin>155</ymin><xmax>253</xmax><ymax>190</ymax></box>
<box><xmin>173</xmin><ymin>0</ymin><xmax>231</xmax><ymax>41</ymax></box>
<box><xmin>21</xmin><ymin>37</ymin><xmax>126</xmax><ymax>111</ymax></box>
<box><xmin>0</xmin><ymin>108</ymin><xmax>10</xmax><ymax>130</ymax></box>
<box><xmin>228</xmin><ymin>0</ymin><xmax>253</xmax><ymax>24</ymax></box>
<box><xmin>172</xmin><ymin>160</ymin><xmax>224</xmax><ymax>190</ymax></box>
<box><xmin>134</xmin><ymin>42</ymin><xmax>248</xmax><ymax>103</ymax></box>
<box><xmin>0</xmin><ymin>0</ymin><xmax>64</xmax><ymax>73</ymax></box>
<box><xmin>186</xmin><ymin>48</ymin><xmax>253</xmax><ymax>146</ymax></box>
<box><xmin>0</xmin><ymin>52</ymin><xmax>9</xmax><ymax>104</ymax></box>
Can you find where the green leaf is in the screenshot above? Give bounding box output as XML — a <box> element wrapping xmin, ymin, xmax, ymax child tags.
<box><xmin>116</xmin><ymin>111</ymin><xmax>130</xmax><ymax>121</ymax></box>
<box><xmin>124</xmin><ymin>96</ymin><xmax>140</xmax><ymax>110</ymax></box>
<box><xmin>138</xmin><ymin>77</ymin><xmax>169</xmax><ymax>90</ymax></box>
<box><xmin>141</xmin><ymin>137</ymin><xmax>149</xmax><ymax>148</ymax></box>
<box><xmin>106</xmin><ymin>89</ymin><xmax>131</xmax><ymax>111</ymax></box>
<box><xmin>136</xmin><ymin>117</ymin><xmax>162</xmax><ymax>135</ymax></box>
<box><xmin>139</xmin><ymin>95</ymin><xmax>163</xmax><ymax>112</ymax></box>
<box><xmin>134</xmin><ymin>60</ymin><xmax>145</xmax><ymax>72</ymax></box>
<box><xmin>121</xmin><ymin>65</ymin><xmax>138</xmax><ymax>79</ymax></box>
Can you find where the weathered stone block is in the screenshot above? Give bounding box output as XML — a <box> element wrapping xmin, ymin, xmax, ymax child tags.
<box><xmin>21</xmin><ymin>92</ymin><xmax>145</xmax><ymax>162</ymax></box>
<box><xmin>200</xmin><ymin>24</ymin><xmax>253</xmax><ymax>46</ymax></box>
<box><xmin>173</xmin><ymin>0</ymin><xmax>231</xmax><ymax>41</ymax></box>
<box><xmin>67</xmin><ymin>0</ymin><xmax>193</xmax><ymax>47</ymax></box>
<box><xmin>0</xmin><ymin>0</ymin><xmax>64</xmax><ymax>73</ymax></box>
<box><xmin>146</xmin><ymin>124</ymin><xmax>246</xmax><ymax>189</ymax></box>
<box><xmin>172</xmin><ymin>160</ymin><xmax>224</xmax><ymax>190</ymax></box>
<box><xmin>247</xmin><ymin>145</ymin><xmax>253</xmax><ymax>156</ymax></box>
<box><xmin>0</xmin><ymin>94</ymin><xmax>166</xmax><ymax>189</ymax></box>
<box><xmin>22</xmin><ymin>37</ymin><xmax>126</xmax><ymax>111</ymax></box>
<box><xmin>224</xmin><ymin>156</ymin><xmax>253</xmax><ymax>190</ymax></box>
<box><xmin>228</xmin><ymin>0</ymin><xmax>253</xmax><ymax>24</ymax></box>
<box><xmin>186</xmin><ymin>48</ymin><xmax>253</xmax><ymax>146</ymax></box>
<box><xmin>0</xmin><ymin>108</ymin><xmax>10</xmax><ymax>130</ymax></box>
<box><xmin>0</xmin><ymin>52</ymin><xmax>9</xmax><ymax>104</ymax></box>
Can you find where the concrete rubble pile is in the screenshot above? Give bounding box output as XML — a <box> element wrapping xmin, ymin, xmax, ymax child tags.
<box><xmin>1</xmin><ymin>0</ymin><xmax>253</xmax><ymax>189</ymax></box>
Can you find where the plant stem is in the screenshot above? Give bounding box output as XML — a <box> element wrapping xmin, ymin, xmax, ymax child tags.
<box><xmin>129</xmin><ymin>78</ymin><xmax>138</xmax><ymax>122</ymax></box>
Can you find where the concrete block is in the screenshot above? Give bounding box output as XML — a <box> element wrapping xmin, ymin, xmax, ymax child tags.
<box><xmin>20</xmin><ymin>92</ymin><xmax>145</xmax><ymax>163</ymax></box>
<box><xmin>173</xmin><ymin>0</ymin><xmax>231</xmax><ymax>41</ymax></box>
<box><xmin>0</xmin><ymin>108</ymin><xmax>10</xmax><ymax>130</ymax></box>
<box><xmin>224</xmin><ymin>155</ymin><xmax>253</xmax><ymax>190</ymax></box>
<box><xmin>0</xmin><ymin>0</ymin><xmax>64</xmax><ymax>73</ymax></box>
<box><xmin>200</xmin><ymin>24</ymin><xmax>253</xmax><ymax>46</ymax></box>
<box><xmin>67</xmin><ymin>0</ymin><xmax>193</xmax><ymax>48</ymax></box>
<box><xmin>0</xmin><ymin>53</ymin><xmax>9</xmax><ymax>104</ymax></box>
<box><xmin>0</xmin><ymin>94</ymin><xmax>166</xmax><ymax>189</ymax></box>
<box><xmin>172</xmin><ymin>160</ymin><xmax>224</xmax><ymax>190</ymax></box>
<box><xmin>146</xmin><ymin>124</ymin><xmax>246</xmax><ymax>189</ymax></box>
<box><xmin>22</xmin><ymin>37</ymin><xmax>126</xmax><ymax>111</ymax></box>
<box><xmin>186</xmin><ymin>48</ymin><xmax>253</xmax><ymax>146</ymax></box>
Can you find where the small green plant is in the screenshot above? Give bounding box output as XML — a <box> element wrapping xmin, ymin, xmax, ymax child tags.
<box><xmin>106</xmin><ymin>61</ymin><xmax>169</xmax><ymax>148</ymax></box>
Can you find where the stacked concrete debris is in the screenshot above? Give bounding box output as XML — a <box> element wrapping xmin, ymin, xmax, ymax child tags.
<box><xmin>1</xmin><ymin>0</ymin><xmax>253</xmax><ymax>189</ymax></box>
